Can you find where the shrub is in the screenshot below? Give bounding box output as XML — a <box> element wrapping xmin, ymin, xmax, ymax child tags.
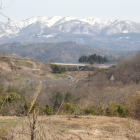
<box><xmin>97</xmin><ymin>104</ymin><xmax>106</xmax><ymax>115</ymax></box>
<box><xmin>117</xmin><ymin>104</ymin><xmax>128</xmax><ymax>117</ymax></box>
<box><xmin>50</xmin><ymin>64</ymin><xmax>67</xmax><ymax>73</ymax></box>
<box><xmin>63</xmin><ymin>102</ymin><xmax>76</xmax><ymax>114</ymax></box>
<box><xmin>52</xmin><ymin>91</ymin><xmax>63</xmax><ymax>112</ymax></box>
<box><xmin>126</xmin><ymin>91</ymin><xmax>140</xmax><ymax>119</ymax></box>
<box><xmin>106</xmin><ymin>102</ymin><xmax>118</xmax><ymax>116</ymax></box>
<box><xmin>65</xmin><ymin>91</ymin><xmax>72</xmax><ymax>102</ymax></box>
<box><xmin>43</xmin><ymin>104</ymin><xmax>53</xmax><ymax>115</ymax></box>
<box><xmin>0</xmin><ymin>92</ymin><xmax>22</xmax><ymax>116</ymax></box>
<box><xmin>5</xmin><ymin>92</ymin><xmax>21</xmax><ymax>103</ymax></box>
<box><xmin>6</xmin><ymin>86</ymin><xmax>25</xmax><ymax>101</ymax></box>
<box><xmin>24</xmin><ymin>101</ymin><xmax>39</xmax><ymax>115</ymax></box>
<box><xmin>106</xmin><ymin>102</ymin><xmax>129</xmax><ymax>117</ymax></box>
<box><xmin>82</xmin><ymin>104</ymin><xmax>99</xmax><ymax>115</ymax></box>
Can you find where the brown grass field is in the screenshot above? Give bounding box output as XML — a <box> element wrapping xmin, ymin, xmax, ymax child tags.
<box><xmin>0</xmin><ymin>115</ymin><xmax>140</xmax><ymax>140</ymax></box>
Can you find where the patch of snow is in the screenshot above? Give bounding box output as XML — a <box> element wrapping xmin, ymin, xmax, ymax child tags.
<box><xmin>44</xmin><ymin>16</ymin><xmax>63</xmax><ymax>27</ymax></box>
<box><xmin>55</xmin><ymin>16</ymin><xmax>76</xmax><ymax>25</ymax></box>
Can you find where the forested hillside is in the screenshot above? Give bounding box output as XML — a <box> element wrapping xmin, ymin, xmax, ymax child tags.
<box><xmin>0</xmin><ymin>42</ymin><xmax>136</xmax><ymax>62</ymax></box>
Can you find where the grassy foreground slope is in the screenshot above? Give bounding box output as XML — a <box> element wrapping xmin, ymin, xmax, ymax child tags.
<box><xmin>0</xmin><ymin>115</ymin><xmax>140</xmax><ymax>140</ymax></box>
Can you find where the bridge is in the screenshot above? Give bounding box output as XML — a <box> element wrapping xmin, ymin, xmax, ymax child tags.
<box><xmin>50</xmin><ymin>63</ymin><xmax>88</xmax><ymax>71</ymax></box>
<box><xmin>50</xmin><ymin>62</ymin><xmax>117</xmax><ymax>71</ymax></box>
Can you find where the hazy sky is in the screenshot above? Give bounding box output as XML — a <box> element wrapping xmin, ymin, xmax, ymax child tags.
<box><xmin>1</xmin><ymin>0</ymin><xmax>140</xmax><ymax>22</ymax></box>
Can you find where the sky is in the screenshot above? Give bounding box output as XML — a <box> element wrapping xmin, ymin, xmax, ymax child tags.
<box><xmin>1</xmin><ymin>0</ymin><xmax>140</xmax><ymax>22</ymax></box>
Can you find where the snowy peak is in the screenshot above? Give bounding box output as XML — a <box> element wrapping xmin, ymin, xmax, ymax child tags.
<box><xmin>9</xmin><ymin>16</ymin><xmax>63</xmax><ymax>28</ymax></box>
<box><xmin>79</xmin><ymin>17</ymin><xmax>112</xmax><ymax>25</ymax></box>
<box><xmin>101</xmin><ymin>20</ymin><xmax>140</xmax><ymax>35</ymax></box>
<box><xmin>79</xmin><ymin>17</ymin><xmax>114</xmax><ymax>30</ymax></box>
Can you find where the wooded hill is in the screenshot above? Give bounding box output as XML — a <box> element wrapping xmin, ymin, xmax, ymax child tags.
<box><xmin>0</xmin><ymin>42</ymin><xmax>136</xmax><ymax>63</ymax></box>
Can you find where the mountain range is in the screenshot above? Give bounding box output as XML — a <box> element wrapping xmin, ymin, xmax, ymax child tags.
<box><xmin>0</xmin><ymin>16</ymin><xmax>140</xmax><ymax>51</ymax></box>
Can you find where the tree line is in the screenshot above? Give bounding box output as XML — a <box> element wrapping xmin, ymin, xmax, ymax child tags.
<box><xmin>78</xmin><ymin>54</ymin><xmax>108</xmax><ymax>64</ymax></box>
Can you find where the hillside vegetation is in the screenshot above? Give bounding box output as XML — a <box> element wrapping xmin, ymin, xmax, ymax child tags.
<box><xmin>0</xmin><ymin>51</ymin><xmax>140</xmax><ymax>139</ymax></box>
<box><xmin>0</xmin><ymin>51</ymin><xmax>140</xmax><ymax>117</ymax></box>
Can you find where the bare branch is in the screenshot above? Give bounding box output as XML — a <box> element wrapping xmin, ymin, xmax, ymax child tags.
<box><xmin>0</xmin><ymin>0</ymin><xmax>13</xmax><ymax>10</ymax></box>
<box><xmin>0</xmin><ymin>0</ymin><xmax>12</xmax><ymax>22</ymax></box>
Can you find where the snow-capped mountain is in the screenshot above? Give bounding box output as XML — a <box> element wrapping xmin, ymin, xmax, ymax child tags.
<box><xmin>101</xmin><ymin>20</ymin><xmax>140</xmax><ymax>35</ymax></box>
<box><xmin>1</xmin><ymin>16</ymin><xmax>140</xmax><ymax>37</ymax></box>
<box><xmin>1</xmin><ymin>16</ymin><xmax>140</xmax><ymax>51</ymax></box>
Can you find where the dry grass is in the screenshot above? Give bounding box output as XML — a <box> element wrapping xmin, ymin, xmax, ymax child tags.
<box><xmin>66</xmin><ymin>71</ymin><xmax>92</xmax><ymax>78</ymax></box>
<box><xmin>51</xmin><ymin>74</ymin><xmax>69</xmax><ymax>79</ymax></box>
<box><xmin>0</xmin><ymin>115</ymin><xmax>140</xmax><ymax>140</ymax></box>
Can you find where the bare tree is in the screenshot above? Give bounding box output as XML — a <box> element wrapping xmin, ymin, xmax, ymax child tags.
<box><xmin>0</xmin><ymin>0</ymin><xmax>13</xmax><ymax>35</ymax></box>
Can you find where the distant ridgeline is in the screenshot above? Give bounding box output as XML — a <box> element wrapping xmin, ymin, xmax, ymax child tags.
<box><xmin>78</xmin><ymin>54</ymin><xmax>108</xmax><ymax>64</ymax></box>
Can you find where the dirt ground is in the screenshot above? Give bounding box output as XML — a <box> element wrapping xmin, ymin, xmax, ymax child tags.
<box><xmin>0</xmin><ymin>115</ymin><xmax>140</xmax><ymax>140</ymax></box>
